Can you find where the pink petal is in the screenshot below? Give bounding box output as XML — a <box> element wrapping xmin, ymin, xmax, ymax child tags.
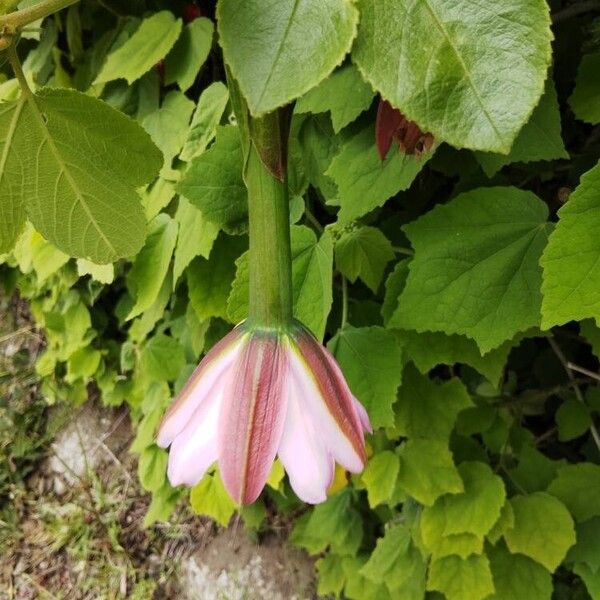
<box><xmin>278</xmin><ymin>369</ymin><xmax>334</xmax><ymax>504</ymax></box>
<box><xmin>353</xmin><ymin>396</ymin><xmax>373</xmax><ymax>434</ymax></box>
<box><xmin>157</xmin><ymin>326</ymin><xmax>246</xmax><ymax>448</ymax></box>
<box><xmin>218</xmin><ymin>331</ymin><xmax>289</xmax><ymax>504</ymax></box>
<box><xmin>288</xmin><ymin>349</ymin><xmax>365</xmax><ymax>473</ymax></box>
<box><xmin>293</xmin><ymin>328</ymin><xmax>367</xmax><ymax>467</ymax></box>
<box><xmin>166</xmin><ymin>379</ymin><xmax>225</xmax><ymax>487</ymax></box>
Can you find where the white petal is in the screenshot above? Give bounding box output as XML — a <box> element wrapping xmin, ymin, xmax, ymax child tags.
<box><xmin>288</xmin><ymin>351</ymin><xmax>364</xmax><ymax>473</ymax></box>
<box><xmin>157</xmin><ymin>335</ymin><xmax>243</xmax><ymax>447</ymax></box>
<box><xmin>278</xmin><ymin>370</ymin><xmax>334</xmax><ymax>504</ymax></box>
<box><xmin>166</xmin><ymin>380</ymin><xmax>224</xmax><ymax>487</ymax></box>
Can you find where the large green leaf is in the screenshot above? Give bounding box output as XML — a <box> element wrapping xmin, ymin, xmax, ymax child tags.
<box><xmin>217</xmin><ymin>0</ymin><xmax>359</xmax><ymax>115</ymax></box>
<box><xmin>393</xmin><ymin>187</ymin><xmax>551</xmax><ymax>353</ymax></box>
<box><xmin>541</xmin><ymin>162</ymin><xmax>600</xmax><ymax>328</ymax></box>
<box><xmin>361</xmin><ymin>450</ymin><xmax>400</xmax><ymax>507</ymax></box>
<box><xmin>352</xmin><ymin>0</ymin><xmax>552</xmax><ymax>153</ymax></box>
<box><xmin>2</xmin><ymin>88</ymin><xmax>161</xmax><ymax>262</ymax></box>
<box><xmin>547</xmin><ymin>463</ymin><xmax>600</xmax><ymax>523</ymax></box>
<box><xmin>190</xmin><ymin>470</ymin><xmax>236</xmax><ymax>527</ymax></box>
<box><xmin>328</xmin><ymin>325</ymin><xmax>403</xmax><ymax>428</ymax></box>
<box><xmin>427</xmin><ymin>554</ymin><xmax>495</xmax><ymax>600</ymax></box>
<box><xmin>570</xmin><ymin>53</ymin><xmax>600</xmax><ymax>125</ymax></box>
<box><xmin>95</xmin><ymin>12</ymin><xmax>182</xmax><ymax>85</ymax></box>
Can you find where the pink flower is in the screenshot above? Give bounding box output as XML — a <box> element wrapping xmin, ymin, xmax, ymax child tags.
<box><xmin>157</xmin><ymin>321</ymin><xmax>371</xmax><ymax>505</ymax></box>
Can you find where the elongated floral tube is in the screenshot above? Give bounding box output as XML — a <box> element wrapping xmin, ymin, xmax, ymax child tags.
<box><xmin>157</xmin><ymin>320</ymin><xmax>371</xmax><ymax>504</ymax></box>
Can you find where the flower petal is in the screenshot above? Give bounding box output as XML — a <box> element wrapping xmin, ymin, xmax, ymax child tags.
<box><xmin>218</xmin><ymin>331</ymin><xmax>289</xmax><ymax>504</ymax></box>
<box><xmin>166</xmin><ymin>378</ymin><xmax>225</xmax><ymax>487</ymax></box>
<box><xmin>293</xmin><ymin>327</ymin><xmax>367</xmax><ymax>467</ymax></box>
<box><xmin>278</xmin><ymin>369</ymin><xmax>334</xmax><ymax>504</ymax></box>
<box><xmin>157</xmin><ymin>326</ymin><xmax>245</xmax><ymax>448</ymax></box>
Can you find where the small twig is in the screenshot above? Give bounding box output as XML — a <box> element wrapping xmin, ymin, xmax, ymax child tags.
<box><xmin>567</xmin><ymin>361</ymin><xmax>600</xmax><ymax>381</ymax></box>
<box><xmin>548</xmin><ymin>337</ymin><xmax>600</xmax><ymax>451</ymax></box>
<box><xmin>392</xmin><ymin>246</ymin><xmax>414</xmax><ymax>256</ymax></box>
<box><xmin>0</xmin><ymin>325</ymin><xmax>33</xmax><ymax>344</ymax></box>
<box><xmin>552</xmin><ymin>0</ymin><xmax>600</xmax><ymax>23</ymax></box>
<box><xmin>0</xmin><ymin>0</ymin><xmax>79</xmax><ymax>30</ymax></box>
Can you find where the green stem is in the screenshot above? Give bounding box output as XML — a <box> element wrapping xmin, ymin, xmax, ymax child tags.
<box><xmin>0</xmin><ymin>0</ymin><xmax>78</xmax><ymax>29</ymax></box>
<box><xmin>246</xmin><ymin>113</ymin><xmax>293</xmax><ymax>328</ymax></box>
<box><xmin>341</xmin><ymin>275</ymin><xmax>348</xmax><ymax>329</ymax></box>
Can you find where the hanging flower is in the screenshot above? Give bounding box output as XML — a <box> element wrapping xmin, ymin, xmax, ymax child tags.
<box><xmin>157</xmin><ymin>320</ymin><xmax>371</xmax><ymax>505</ymax></box>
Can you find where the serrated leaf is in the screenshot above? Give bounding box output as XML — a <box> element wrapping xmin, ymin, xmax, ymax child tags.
<box><xmin>180</xmin><ymin>82</ymin><xmax>229</xmax><ymax>162</ymax></box>
<box><xmin>487</xmin><ymin>502</ymin><xmax>515</xmax><ymax>545</ymax></box>
<box><xmin>334</xmin><ymin>225</ymin><xmax>395</xmax><ymax>292</ymax></box>
<box><xmin>140</xmin><ymin>334</ymin><xmax>186</xmax><ymax>383</ymax></box>
<box><xmin>95</xmin><ymin>12</ymin><xmax>182</xmax><ymax>85</ymax></box>
<box><xmin>187</xmin><ymin>234</ymin><xmax>245</xmax><ymax>323</ymax></box>
<box><xmin>397</xmin><ymin>439</ymin><xmax>463</xmax><ymax>506</ymax></box>
<box><xmin>177</xmin><ymin>125</ymin><xmax>248</xmax><ymax>234</ymax></box>
<box><xmin>393</xmin><ymin>187</ymin><xmax>550</xmax><ymax>353</ymax></box>
<box><xmin>361</xmin><ymin>524</ymin><xmax>427</xmax><ymax>595</ymax></box>
<box><xmin>570</xmin><ymin>53</ymin><xmax>600</xmax><ymax>125</ymax></box>
<box><xmin>541</xmin><ymin>161</ymin><xmax>600</xmax><ymax>328</ymax></box>
<box><xmin>504</xmin><ymin>492</ymin><xmax>575</xmax><ymax>571</ymax></box>
<box><xmin>395</xmin><ymin>365</ymin><xmax>472</xmax><ymax>441</ymax></box>
<box><xmin>342</xmin><ymin>556</ymin><xmax>395</xmax><ymax>600</ymax></box>
<box><xmin>217</xmin><ymin>0</ymin><xmax>359</xmax><ymax>115</ymax></box>
<box><xmin>547</xmin><ymin>463</ymin><xmax>600</xmax><ymax>522</ymax></box>
<box><xmin>165</xmin><ymin>17</ymin><xmax>213</xmax><ymax>92</ymax></box>
<box><xmin>427</xmin><ymin>554</ymin><xmax>495</xmax><ymax>600</ymax></box>
<box><xmin>173</xmin><ymin>197</ymin><xmax>219</xmax><ymax>286</ymax></box>
<box><xmin>126</xmin><ymin>214</ymin><xmax>177</xmax><ymax>320</ymax></box>
<box><xmin>421</xmin><ymin>461</ymin><xmax>505</xmax><ymax>551</ymax></box>
<box><xmin>361</xmin><ymin>450</ymin><xmax>400</xmax><ymax>507</ymax></box>
<box><xmin>327</xmin><ymin>124</ymin><xmax>432</xmax><ymax>223</ymax></box>
<box><xmin>295</xmin><ymin>63</ymin><xmax>374</xmax><ymax>133</ymax></box>
<box><xmin>476</xmin><ymin>80</ymin><xmax>568</xmax><ymax>177</ymax></box>
<box><xmin>190</xmin><ymin>470</ymin><xmax>236</xmax><ymax>527</ymax></box>
<box><xmin>2</xmin><ymin>88</ymin><xmax>161</xmax><ymax>262</ymax></box>
<box><xmin>352</xmin><ymin>0</ymin><xmax>552</xmax><ymax>153</ymax></box>
<box><xmin>509</xmin><ymin>445</ymin><xmax>558</xmax><ymax>494</ymax></box>
<box><xmin>143</xmin><ymin>483</ymin><xmax>181</xmax><ymax>527</ymax></box>
<box><xmin>316</xmin><ymin>554</ymin><xmax>347</xmax><ymax>597</ymax></box>
<box><xmin>228</xmin><ymin>226</ymin><xmax>333</xmax><ymax>340</ymax></box>
<box><xmin>138</xmin><ymin>445</ymin><xmax>168</xmax><ymax>492</ymax></box>
<box><xmin>567</xmin><ymin>517</ymin><xmax>600</xmax><ymax>573</ymax></box>
<box><xmin>382</xmin><ymin>259</ymin><xmax>409</xmax><ymax>325</ymax></box>
<box><xmin>328</xmin><ymin>325</ymin><xmax>403</xmax><ymax>428</ymax></box>
<box><xmin>487</xmin><ymin>542</ymin><xmax>552</xmax><ymax>600</ymax></box>
<box><xmin>29</xmin><ymin>232</ymin><xmax>69</xmax><ymax>283</ymax></box>
<box><xmin>76</xmin><ymin>259</ymin><xmax>114</xmax><ymax>284</ymax></box>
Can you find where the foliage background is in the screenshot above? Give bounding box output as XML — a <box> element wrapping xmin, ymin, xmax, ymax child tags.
<box><xmin>1</xmin><ymin>0</ymin><xmax>600</xmax><ymax>598</ymax></box>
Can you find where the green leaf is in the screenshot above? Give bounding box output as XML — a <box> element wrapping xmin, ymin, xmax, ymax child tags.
<box><xmin>476</xmin><ymin>80</ymin><xmax>568</xmax><ymax>177</ymax></box>
<box><xmin>66</xmin><ymin>347</ymin><xmax>101</xmax><ymax>383</ymax></box>
<box><xmin>395</xmin><ymin>365</ymin><xmax>472</xmax><ymax>441</ymax></box>
<box><xmin>397</xmin><ymin>439</ymin><xmax>463</xmax><ymax>506</ymax></box>
<box><xmin>361</xmin><ymin>450</ymin><xmax>400</xmax><ymax>507</ymax></box>
<box><xmin>29</xmin><ymin>232</ymin><xmax>69</xmax><ymax>283</ymax></box>
<box><xmin>141</xmin><ymin>177</ymin><xmax>176</xmax><ymax>222</ymax></box>
<box><xmin>556</xmin><ymin>399</ymin><xmax>591</xmax><ymax>442</ymax></box>
<box><xmin>361</xmin><ymin>524</ymin><xmax>427</xmax><ymax>595</ymax></box>
<box><xmin>342</xmin><ymin>556</ymin><xmax>395</xmax><ymax>600</ymax></box>
<box><xmin>76</xmin><ymin>259</ymin><xmax>114</xmax><ymax>284</ymax></box>
<box><xmin>180</xmin><ymin>82</ymin><xmax>229</xmax><ymax>162</ymax></box>
<box><xmin>4</xmin><ymin>88</ymin><xmax>161</xmax><ymax>262</ymax></box>
<box><xmin>327</xmin><ymin>124</ymin><xmax>432</xmax><ymax>223</ymax></box>
<box><xmin>173</xmin><ymin>197</ymin><xmax>219</xmax><ymax>287</ymax></box>
<box><xmin>217</xmin><ymin>0</ymin><xmax>359</xmax><ymax>115</ymax></box>
<box><xmin>190</xmin><ymin>470</ymin><xmax>236</xmax><ymax>527</ymax></box>
<box><xmin>334</xmin><ymin>225</ymin><xmax>395</xmax><ymax>292</ymax></box>
<box><xmin>295</xmin><ymin>63</ymin><xmax>374</xmax><ymax>133</ymax></box>
<box><xmin>328</xmin><ymin>325</ymin><xmax>403</xmax><ymax>428</ymax></box>
<box><xmin>187</xmin><ymin>234</ymin><xmax>245</xmax><ymax>322</ymax></box>
<box><xmin>547</xmin><ymin>463</ymin><xmax>600</xmax><ymax>522</ymax></box>
<box><xmin>427</xmin><ymin>554</ymin><xmax>495</xmax><ymax>600</ymax></box>
<box><xmin>138</xmin><ymin>445</ymin><xmax>168</xmax><ymax>492</ymax></box>
<box><xmin>95</xmin><ymin>12</ymin><xmax>182</xmax><ymax>85</ymax></box>
<box><xmin>382</xmin><ymin>259</ymin><xmax>409</xmax><ymax>326</ymax></box>
<box><xmin>228</xmin><ymin>226</ymin><xmax>333</xmax><ymax>340</ymax></box>
<box><xmin>178</xmin><ymin>125</ymin><xmax>248</xmax><ymax>235</ymax></box>
<box><xmin>540</xmin><ymin>161</ymin><xmax>600</xmax><ymax>328</ymax></box>
<box><xmin>126</xmin><ymin>214</ymin><xmax>177</xmax><ymax>320</ymax></box>
<box><xmin>574</xmin><ymin>563</ymin><xmax>600</xmax><ymax>600</ymax></box>
<box><xmin>353</xmin><ymin>0</ymin><xmax>552</xmax><ymax>153</ymax></box>
<box><xmin>140</xmin><ymin>334</ymin><xmax>186</xmax><ymax>382</ymax></box>
<box><xmin>393</xmin><ymin>187</ymin><xmax>550</xmax><ymax>353</ymax></box>
<box><xmin>421</xmin><ymin>461</ymin><xmax>505</xmax><ymax>545</ymax></box>
<box><xmin>509</xmin><ymin>445</ymin><xmax>558</xmax><ymax>494</ymax></box>
<box><xmin>570</xmin><ymin>53</ymin><xmax>600</xmax><ymax>125</ymax></box>
<box><xmin>316</xmin><ymin>554</ymin><xmax>347</xmax><ymax>597</ymax></box>
<box><xmin>567</xmin><ymin>517</ymin><xmax>600</xmax><ymax>573</ymax></box>
<box><xmin>487</xmin><ymin>543</ymin><xmax>552</xmax><ymax>600</ymax></box>
<box><xmin>143</xmin><ymin>483</ymin><xmax>181</xmax><ymax>527</ymax></box>
<box><xmin>487</xmin><ymin>502</ymin><xmax>515</xmax><ymax>545</ymax></box>
<box><xmin>165</xmin><ymin>17</ymin><xmax>213</xmax><ymax>92</ymax></box>
<box><xmin>291</xmin><ymin>490</ymin><xmax>362</xmax><ymax>556</ymax></box>
<box><xmin>504</xmin><ymin>492</ymin><xmax>576</xmax><ymax>571</ymax></box>
<box><xmin>142</xmin><ymin>90</ymin><xmax>195</xmax><ymax>172</ymax></box>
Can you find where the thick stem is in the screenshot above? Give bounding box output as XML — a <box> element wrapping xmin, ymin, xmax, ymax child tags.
<box><xmin>0</xmin><ymin>0</ymin><xmax>78</xmax><ymax>29</ymax></box>
<box><xmin>246</xmin><ymin>113</ymin><xmax>293</xmax><ymax>328</ymax></box>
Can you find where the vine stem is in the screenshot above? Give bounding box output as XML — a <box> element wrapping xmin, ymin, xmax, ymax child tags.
<box><xmin>340</xmin><ymin>275</ymin><xmax>348</xmax><ymax>329</ymax></box>
<box><xmin>6</xmin><ymin>41</ymin><xmax>31</xmax><ymax>94</ymax></box>
<box><xmin>0</xmin><ymin>0</ymin><xmax>78</xmax><ymax>30</ymax></box>
<box><xmin>548</xmin><ymin>336</ymin><xmax>600</xmax><ymax>452</ymax></box>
